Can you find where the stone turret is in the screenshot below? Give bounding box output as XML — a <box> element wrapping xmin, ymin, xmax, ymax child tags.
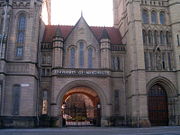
<box><xmin>52</xmin><ymin>26</ymin><xmax>64</xmax><ymax>68</ymax></box>
<box><xmin>169</xmin><ymin>0</ymin><xmax>180</xmax><ymax>125</ymax></box>
<box><xmin>100</xmin><ymin>28</ymin><xmax>111</xmax><ymax>69</ymax></box>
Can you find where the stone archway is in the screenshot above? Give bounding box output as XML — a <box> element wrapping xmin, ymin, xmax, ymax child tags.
<box><xmin>56</xmin><ymin>80</ymin><xmax>108</xmax><ymax>127</ymax></box>
<box><xmin>147</xmin><ymin>77</ymin><xmax>178</xmax><ymax>126</ymax></box>
<box><xmin>61</xmin><ymin>87</ymin><xmax>101</xmax><ymax>127</ymax></box>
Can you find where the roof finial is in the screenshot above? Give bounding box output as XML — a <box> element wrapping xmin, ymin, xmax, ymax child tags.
<box><xmin>81</xmin><ymin>10</ymin><xmax>83</xmax><ymax>17</ymax></box>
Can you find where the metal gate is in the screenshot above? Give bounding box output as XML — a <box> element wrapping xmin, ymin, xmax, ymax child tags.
<box><xmin>148</xmin><ymin>84</ymin><xmax>169</xmax><ymax>126</ymax></box>
<box><xmin>62</xmin><ymin>105</ymin><xmax>101</xmax><ymax>127</ymax></box>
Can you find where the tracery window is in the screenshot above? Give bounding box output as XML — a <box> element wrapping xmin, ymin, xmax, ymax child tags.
<box><xmin>70</xmin><ymin>47</ymin><xmax>75</xmax><ymax>68</ymax></box>
<box><xmin>12</xmin><ymin>84</ymin><xmax>21</xmax><ymax>115</ymax></box>
<box><xmin>16</xmin><ymin>13</ymin><xmax>26</xmax><ymax>57</ymax></box>
<box><xmin>79</xmin><ymin>41</ymin><xmax>84</xmax><ymax>68</ymax></box>
<box><xmin>142</xmin><ymin>9</ymin><xmax>149</xmax><ymax>24</ymax></box>
<box><xmin>160</xmin><ymin>11</ymin><xmax>165</xmax><ymax>25</ymax></box>
<box><xmin>151</xmin><ymin>11</ymin><xmax>157</xmax><ymax>24</ymax></box>
<box><xmin>88</xmin><ymin>47</ymin><xmax>93</xmax><ymax>68</ymax></box>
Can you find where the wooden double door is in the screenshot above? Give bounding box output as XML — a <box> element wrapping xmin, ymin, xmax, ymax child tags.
<box><xmin>148</xmin><ymin>84</ymin><xmax>169</xmax><ymax>126</ymax></box>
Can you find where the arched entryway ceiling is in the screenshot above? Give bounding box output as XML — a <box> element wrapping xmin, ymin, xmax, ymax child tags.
<box><xmin>146</xmin><ymin>76</ymin><xmax>177</xmax><ymax>97</ymax></box>
<box><xmin>56</xmin><ymin>80</ymin><xmax>108</xmax><ymax>107</ymax></box>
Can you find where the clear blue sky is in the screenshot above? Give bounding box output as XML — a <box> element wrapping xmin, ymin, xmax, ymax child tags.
<box><xmin>51</xmin><ymin>0</ymin><xmax>113</xmax><ymax>26</ymax></box>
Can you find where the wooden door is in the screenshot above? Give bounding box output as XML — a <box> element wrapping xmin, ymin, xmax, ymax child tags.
<box><xmin>148</xmin><ymin>84</ymin><xmax>169</xmax><ymax>126</ymax></box>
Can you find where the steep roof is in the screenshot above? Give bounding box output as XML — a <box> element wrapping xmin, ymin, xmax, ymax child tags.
<box><xmin>42</xmin><ymin>25</ymin><xmax>122</xmax><ymax>44</ymax></box>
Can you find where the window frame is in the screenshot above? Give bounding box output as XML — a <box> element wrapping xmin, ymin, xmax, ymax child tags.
<box><xmin>142</xmin><ymin>9</ymin><xmax>149</xmax><ymax>24</ymax></box>
<box><xmin>151</xmin><ymin>10</ymin><xmax>157</xmax><ymax>24</ymax></box>
<box><xmin>15</xmin><ymin>13</ymin><xmax>27</xmax><ymax>59</ymax></box>
<box><xmin>160</xmin><ymin>11</ymin><xmax>165</xmax><ymax>25</ymax></box>
<box><xmin>79</xmin><ymin>41</ymin><xmax>84</xmax><ymax>68</ymax></box>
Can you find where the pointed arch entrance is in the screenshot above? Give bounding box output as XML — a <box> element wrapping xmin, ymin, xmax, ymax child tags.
<box><xmin>148</xmin><ymin>84</ymin><xmax>168</xmax><ymax>126</ymax></box>
<box><xmin>147</xmin><ymin>77</ymin><xmax>178</xmax><ymax>126</ymax></box>
<box><xmin>61</xmin><ymin>87</ymin><xmax>101</xmax><ymax>127</ymax></box>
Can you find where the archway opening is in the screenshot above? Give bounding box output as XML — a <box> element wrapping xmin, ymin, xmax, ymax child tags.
<box><xmin>61</xmin><ymin>86</ymin><xmax>101</xmax><ymax>127</ymax></box>
<box><xmin>148</xmin><ymin>84</ymin><xmax>169</xmax><ymax>126</ymax></box>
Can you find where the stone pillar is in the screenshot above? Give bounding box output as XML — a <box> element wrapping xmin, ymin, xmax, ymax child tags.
<box><xmin>124</xmin><ymin>0</ymin><xmax>150</xmax><ymax>127</ymax></box>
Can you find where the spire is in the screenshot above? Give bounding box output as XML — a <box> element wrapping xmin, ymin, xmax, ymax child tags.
<box><xmin>101</xmin><ymin>28</ymin><xmax>110</xmax><ymax>39</ymax></box>
<box><xmin>54</xmin><ymin>25</ymin><xmax>62</xmax><ymax>37</ymax></box>
<box><xmin>81</xmin><ymin>10</ymin><xmax>83</xmax><ymax>17</ymax></box>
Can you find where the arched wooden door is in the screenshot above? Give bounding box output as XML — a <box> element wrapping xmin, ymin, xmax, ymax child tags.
<box><xmin>148</xmin><ymin>84</ymin><xmax>169</xmax><ymax>126</ymax></box>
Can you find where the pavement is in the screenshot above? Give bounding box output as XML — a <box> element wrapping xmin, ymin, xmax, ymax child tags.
<box><xmin>0</xmin><ymin>126</ymin><xmax>180</xmax><ymax>135</ymax></box>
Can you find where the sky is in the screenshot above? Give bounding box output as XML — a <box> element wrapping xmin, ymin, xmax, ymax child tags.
<box><xmin>51</xmin><ymin>0</ymin><xmax>113</xmax><ymax>26</ymax></box>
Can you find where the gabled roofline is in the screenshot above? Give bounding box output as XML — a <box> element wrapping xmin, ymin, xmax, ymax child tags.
<box><xmin>64</xmin><ymin>15</ymin><xmax>101</xmax><ymax>43</ymax></box>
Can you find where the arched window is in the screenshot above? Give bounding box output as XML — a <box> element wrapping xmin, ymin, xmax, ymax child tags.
<box><xmin>160</xmin><ymin>11</ymin><xmax>165</xmax><ymax>25</ymax></box>
<box><xmin>16</xmin><ymin>13</ymin><xmax>26</xmax><ymax>57</ymax></box>
<box><xmin>79</xmin><ymin>41</ymin><xmax>84</xmax><ymax>68</ymax></box>
<box><xmin>70</xmin><ymin>47</ymin><xmax>75</xmax><ymax>68</ymax></box>
<box><xmin>154</xmin><ymin>30</ymin><xmax>158</xmax><ymax>45</ymax></box>
<box><xmin>12</xmin><ymin>84</ymin><xmax>21</xmax><ymax>115</ymax></box>
<box><xmin>88</xmin><ymin>47</ymin><xmax>93</xmax><ymax>68</ymax></box>
<box><xmin>148</xmin><ymin>30</ymin><xmax>153</xmax><ymax>44</ymax></box>
<box><xmin>142</xmin><ymin>9</ymin><xmax>149</xmax><ymax>24</ymax></box>
<box><xmin>142</xmin><ymin>30</ymin><xmax>147</xmax><ymax>44</ymax></box>
<box><xmin>160</xmin><ymin>31</ymin><xmax>165</xmax><ymax>45</ymax></box>
<box><xmin>151</xmin><ymin>11</ymin><xmax>157</xmax><ymax>24</ymax></box>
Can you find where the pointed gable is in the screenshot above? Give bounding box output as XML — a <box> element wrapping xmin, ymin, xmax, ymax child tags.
<box><xmin>42</xmin><ymin>17</ymin><xmax>122</xmax><ymax>45</ymax></box>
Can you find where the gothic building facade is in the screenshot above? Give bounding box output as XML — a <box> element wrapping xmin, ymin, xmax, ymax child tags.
<box><xmin>0</xmin><ymin>0</ymin><xmax>180</xmax><ymax>128</ymax></box>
